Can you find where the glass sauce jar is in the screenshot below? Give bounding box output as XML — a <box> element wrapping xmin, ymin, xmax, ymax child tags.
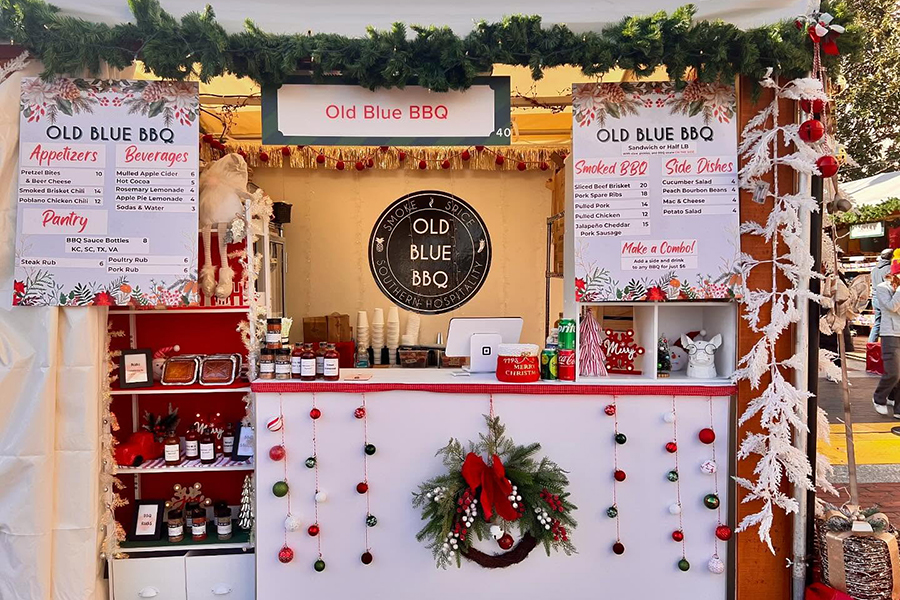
<box><xmin>163</xmin><ymin>432</ymin><xmax>181</xmax><ymax>466</ymax></box>
<box><xmin>222</xmin><ymin>423</ymin><xmax>236</xmax><ymax>457</ymax></box>
<box><xmin>259</xmin><ymin>349</ymin><xmax>275</xmax><ymax>380</ymax></box>
<box><xmin>215</xmin><ymin>501</ymin><xmax>232</xmax><ymax>540</ymax></box>
<box><xmin>323</xmin><ymin>343</ymin><xmax>340</xmax><ymax>381</ymax></box>
<box><xmin>291</xmin><ymin>343</ymin><xmax>303</xmax><ymax>379</ymax></box>
<box><xmin>199</xmin><ymin>431</ymin><xmax>216</xmax><ymax>464</ymax></box>
<box><xmin>275</xmin><ymin>348</ymin><xmax>291</xmax><ymax>380</ymax></box>
<box><xmin>315</xmin><ymin>342</ymin><xmax>327</xmax><ymax>379</ymax></box>
<box><xmin>191</xmin><ymin>506</ymin><xmax>207</xmax><ymax>541</ymax></box>
<box><xmin>167</xmin><ymin>508</ymin><xmax>184</xmax><ymax>542</ymax></box>
<box><xmin>184</xmin><ymin>428</ymin><xmax>199</xmax><ymax>460</ymax></box>
<box><xmin>265</xmin><ymin>318</ymin><xmax>282</xmax><ymax>350</ymax></box>
<box><xmin>300</xmin><ymin>343</ymin><xmax>317</xmax><ymax>381</ymax></box>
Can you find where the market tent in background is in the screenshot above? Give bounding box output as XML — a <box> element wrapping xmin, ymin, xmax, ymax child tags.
<box><xmin>843</xmin><ymin>171</ymin><xmax>900</xmax><ymax>207</ymax></box>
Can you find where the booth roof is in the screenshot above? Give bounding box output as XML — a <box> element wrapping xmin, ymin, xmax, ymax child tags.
<box><xmin>44</xmin><ymin>0</ymin><xmax>809</xmax><ymax>36</ymax></box>
<box><xmin>843</xmin><ymin>171</ymin><xmax>900</xmax><ymax>207</ymax></box>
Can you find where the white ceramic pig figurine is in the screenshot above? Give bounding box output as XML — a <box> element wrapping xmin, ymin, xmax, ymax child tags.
<box><xmin>680</xmin><ymin>333</ymin><xmax>722</xmax><ymax>379</ymax></box>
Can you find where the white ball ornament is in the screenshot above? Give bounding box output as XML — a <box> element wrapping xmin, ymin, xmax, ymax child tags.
<box><xmin>669</xmin><ymin>502</ymin><xmax>682</xmax><ymax>515</ymax></box>
<box><xmin>490</xmin><ymin>525</ymin><xmax>502</xmax><ymax>539</ymax></box>
<box><xmin>663</xmin><ymin>412</ymin><xmax>676</xmax><ymax>424</ymax></box>
<box><xmin>708</xmin><ymin>556</ymin><xmax>725</xmax><ymax>574</ymax></box>
<box><xmin>701</xmin><ymin>460</ymin><xmax>718</xmax><ymax>475</ymax></box>
<box><xmin>315</xmin><ymin>491</ymin><xmax>328</xmax><ymax>503</ymax></box>
<box><xmin>284</xmin><ymin>514</ymin><xmax>302</xmax><ymax>532</ymax></box>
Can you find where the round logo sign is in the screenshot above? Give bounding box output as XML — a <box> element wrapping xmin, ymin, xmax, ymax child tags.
<box><xmin>369</xmin><ymin>190</ymin><xmax>491</xmax><ymax>315</ymax></box>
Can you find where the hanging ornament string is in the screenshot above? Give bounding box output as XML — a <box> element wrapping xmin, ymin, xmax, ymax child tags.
<box><xmin>269</xmin><ymin>395</ymin><xmax>294</xmax><ymax>564</ymax></box>
<box><xmin>357</xmin><ymin>394</ymin><xmax>375</xmax><ymax>565</ymax></box>
<box><xmin>279</xmin><ymin>394</ymin><xmax>291</xmax><ymax>545</ymax></box>
<box><xmin>666</xmin><ymin>396</ymin><xmax>689</xmax><ymax>572</ymax></box>
<box><xmin>308</xmin><ymin>392</ymin><xmax>326</xmax><ymax>572</ymax></box>
<box><xmin>704</xmin><ymin>396</ymin><xmax>729</xmax><ymax>574</ymax></box>
<box><xmin>604</xmin><ymin>397</ymin><xmax>625</xmax><ymax>555</ymax></box>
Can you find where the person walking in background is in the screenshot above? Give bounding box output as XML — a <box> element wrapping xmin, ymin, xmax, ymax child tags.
<box><xmin>873</xmin><ymin>260</ymin><xmax>900</xmax><ymax>417</ymax></box>
<box><xmin>869</xmin><ymin>248</ymin><xmax>894</xmax><ymax>343</ymax></box>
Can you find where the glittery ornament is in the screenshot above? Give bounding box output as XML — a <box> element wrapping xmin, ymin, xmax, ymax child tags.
<box><xmin>357</xmin><ymin>482</ymin><xmax>369</xmax><ymax>494</ymax></box>
<box><xmin>708</xmin><ymin>556</ymin><xmax>725</xmax><ymax>574</ymax></box>
<box><xmin>678</xmin><ymin>558</ymin><xmax>691</xmax><ymax>571</ymax></box>
<box><xmin>309</xmin><ymin>408</ymin><xmax>322</xmax><ymax>420</ymax></box>
<box><xmin>315</xmin><ymin>491</ymin><xmax>328</xmax><ymax>503</ymax></box>
<box><xmin>665</xmin><ymin>441</ymin><xmax>677</xmax><ymax>453</ymax></box>
<box><xmin>361</xmin><ymin>552</ymin><xmax>373</xmax><ymax>565</ymax></box>
<box><xmin>698</xmin><ymin>428</ymin><xmax>716</xmax><ymax>444</ymax></box>
<box><xmin>663</xmin><ymin>412</ymin><xmax>676</xmax><ymax>423</ymax></box>
<box><xmin>612</xmin><ymin>542</ymin><xmax>625</xmax><ymax>555</ymax></box>
<box><xmin>278</xmin><ymin>546</ymin><xmax>294</xmax><ymax>563</ymax></box>
<box><xmin>366</xmin><ymin>514</ymin><xmax>378</xmax><ymax>527</ymax></box>
<box><xmin>704</xmin><ymin>494</ymin><xmax>720</xmax><ymax>509</ymax></box>
<box><xmin>614</xmin><ymin>469</ymin><xmax>627</xmax><ymax>482</ymax></box>
<box><xmin>604</xmin><ymin>404</ymin><xmax>616</xmax><ymax>416</ymax></box>
<box><xmin>700</xmin><ymin>460</ymin><xmax>717</xmax><ymax>474</ymax></box>
<box><xmin>354</xmin><ymin>407</ymin><xmax>366</xmax><ymax>419</ymax></box>
<box><xmin>606</xmin><ymin>506</ymin><xmax>618</xmax><ymax>518</ymax></box>
<box><xmin>364</xmin><ymin>443</ymin><xmax>377</xmax><ymax>455</ymax></box>
<box><xmin>669</xmin><ymin>503</ymin><xmax>682</xmax><ymax>515</ymax></box>
<box><xmin>314</xmin><ymin>559</ymin><xmax>326</xmax><ymax>572</ymax></box>
<box><xmin>715</xmin><ymin>525</ymin><xmax>733</xmax><ymax>541</ymax></box>
<box><xmin>284</xmin><ymin>514</ymin><xmax>302</xmax><ymax>532</ymax></box>
<box><xmin>614</xmin><ymin>433</ymin><xmax>627</xmax><ymax>445</ymax></box>
<box><xmin>308</xmin><ymin>524</ymin><xmax>320</xmax><ymax>536</ymax></box>
<box><xmin>672</xmin><ymin>530</ymin><xmax>684</xmax><ymax>542</ymax></box>
<box><xmin>272</xmin><ymin>481</ymin><xmax>289</xmax><ymax>497</ymax></box>
<box><xmin>498</xmin><ymin>533</ymin><xmax>514</xmax><ymax>550</ymax></box>
<box><xmin>305</xmin><ymin>456</ymin><xmax>317</xmax><ymax>468</ymax></box>
<box><xmin>269</xmin><ymin>445</ymin><xmax>286</xmax><ymax>461</ymax></box>
<box><xmin>667</xmin><ymin>470</ymin><xmax>679</xmax><ymax>482</ymax></box>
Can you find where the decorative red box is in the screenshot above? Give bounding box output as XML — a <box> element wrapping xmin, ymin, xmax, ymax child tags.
<box><xmin>496</xmin><ymin>344</ymin><xmax>540</xmax><ymax>383</ymax></box>
<box><xmin>867</xmin><ymin>342</ymin><xmax>884</xmax><ymax>375</ymax></box>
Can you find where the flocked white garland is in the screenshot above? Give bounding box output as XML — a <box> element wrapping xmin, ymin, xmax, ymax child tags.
<box><xmin>0</xmin><ymin>51</ymin><xmax>29</xmax><ymax>85</ymax></box>
<box><xmin>734</xmin><ymin>72</ymin><xmax>831</xmax><ymax>551</ymax></box>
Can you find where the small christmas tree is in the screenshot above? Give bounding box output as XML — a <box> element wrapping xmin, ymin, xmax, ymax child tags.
<box><xmin>579</xmin><ymin>309</ymin><xmax>608</xmax><ymax>377</ymax></box>
<box><xmin>238</xmin><ymin>474</ymin><xmax>254</xmax><ymax>532</ymax></box>
<box><xmin>657</xmin><ymin>336</ymin><xmax>672</xmax><ymax>376</ymax></box>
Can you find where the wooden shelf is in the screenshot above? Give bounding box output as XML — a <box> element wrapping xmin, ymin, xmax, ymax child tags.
<box><xmin>111</xmin><ymin>381</ymin><xmax>251</xmax><ymax>396</ymax></box>
<box><xmin>118</xmin><ymin>456</ymin><xmax>254</xmax><ymax>474</ymax></box>
<box><xmin>110</xmin><ymin>306</ymin><xmax>249</xmax><ymax>315</ymax></box>
<box><xmin>120</xmin><ymin>526</ymin><xmax>252</xmax><ymax>552</ymax></box>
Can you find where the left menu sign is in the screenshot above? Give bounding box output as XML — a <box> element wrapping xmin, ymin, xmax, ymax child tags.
<box><xmin>14</xmin><ymin>78</ymin><xmax>200</xmax><ymax>306</ymax></box>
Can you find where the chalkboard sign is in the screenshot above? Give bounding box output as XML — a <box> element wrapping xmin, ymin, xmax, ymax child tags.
<box><xmin>369</xmin><ymin>191</ymin><xmax>491</xmax><ymax>315</ymax></box>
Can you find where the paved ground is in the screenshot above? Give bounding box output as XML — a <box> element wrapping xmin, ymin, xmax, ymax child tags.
<box><xmin>816</xmin><ymin>335</ymin><xmax>900</xmax><ymax>521</ymax></box>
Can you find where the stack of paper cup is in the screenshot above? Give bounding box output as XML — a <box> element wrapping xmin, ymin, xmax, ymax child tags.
<box><xmin>386</xmin><ymin>306</ymin><xmax>400</xmax><ymax>365</ymax></box>
<box><xmin>403</xmin><ymin>312</ymin><xmax>421</xmax><ymax>346</ymax></box>
<box><xmin>356</xmin><ymin>311</ymin><xmax>370</xmax><ymax>354</ymax></box>
<box><xmin>371</xmin><ymin>308</ymin><xmax>385</xmax><ymax>364</ymax></box>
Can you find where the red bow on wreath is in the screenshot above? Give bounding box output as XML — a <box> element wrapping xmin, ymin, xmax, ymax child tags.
<box><xmin>462</xmin><ymin>452</ymin><xmax>520</xmax><ymax>522</ymax></box>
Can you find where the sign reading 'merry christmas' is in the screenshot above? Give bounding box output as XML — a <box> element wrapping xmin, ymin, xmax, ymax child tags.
<box><xmin>571</xmin><ymin>82</ymin><xmax>741</xmax><ymax>302</ymax></box>
<box><xmin>14</xmin><ymin>79</ymin><xmax>200</xmax><ymax>307</ymax></box>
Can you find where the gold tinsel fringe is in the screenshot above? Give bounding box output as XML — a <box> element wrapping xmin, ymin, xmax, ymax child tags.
<box><xmin>200</xmin><ymin>141</ymin><xmax>568</xmax><ymax>172</ymax></box>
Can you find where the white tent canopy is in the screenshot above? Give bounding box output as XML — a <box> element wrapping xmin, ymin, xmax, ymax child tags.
<box><xmin>843</xmin><ymin>171</ymin><xmax>900</xmax><ymax>207</ymax></box>
<box><xmin>45</xmin><ymin>0</ymin><xmax>809</xmax><ymax>36</ymax></box>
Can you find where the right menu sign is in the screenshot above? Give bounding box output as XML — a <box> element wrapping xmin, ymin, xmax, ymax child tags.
<box><xmin>571</xmin><ymin>82</ymin><xmax>740</xmax><ymax>302</ymax></box>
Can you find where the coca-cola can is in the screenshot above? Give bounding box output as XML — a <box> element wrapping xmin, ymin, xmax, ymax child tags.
<box><xmin>557</xmin><ymin>349</ymin><xmax>576</xmax><ymax>381</ymax></box>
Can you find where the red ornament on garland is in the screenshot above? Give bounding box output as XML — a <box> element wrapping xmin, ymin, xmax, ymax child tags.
<box><xmin>418</xmin><ymin>159</ymin><xmax>427</xmax><ymax>170</ymax></box>
<box><xmin>698</xmin><ymin>428</ymin><xmax>716</xmax><ymax>444</ymax></box>
<box><xmin>398</xmin><ymin>150</ymin><xmax>407</xmax><ymax>161</ymax></box>
<box><xmin>361</xmin><ymin>551</ymin><xmax>373</xmax><ymax>564</ymax></box>
<box><xmin>379</xmin><ymin>146</ymin><xmax>389</xmax><ymax>152</ymax></box>
<box><xmin>540</xmin><ymin>161</ymin><xmax>549</xmax><ymax>171</ymax></box>
<box><xmin>672</xmin><ymin>530</ymin><xmax>684</xmax><ymax>542</ymax></box>
<box><xmin>461</xmin><ymin>149</ymin><xmax>471</xmax><ymax>161</ymax></box>
<box><xmin>281</xmin><ymin>146</ymin><xmax>291</xmax><ymax>157</ymax></box>
<box><xmin>310</xmin><ymin>408</ymin><xmax>322</xmax><ymax>420</ymax></box>
<box><xmin>297</xmin><ymin>144</ymin><xmax>306</xmax><ymax>150</ymax></box>
<box><xmin>475</xmin><ymin>145</ymin><xmax>485</xmax><ymax>153</ymax></box>
<box><xmin>269</xmin><ymin>445</ymin><xmax>286</xmax><ymax>461</ymax></box>
<box><xmin>202</xmin><ymin>134</ymin><xmax>214</xmax><ymax>144</ymax></box>
<box><xmin>259</xmin><ymin>151</ymin><xmax>269</xmax><ymax>163</ymax></box>
<box><xmin>357</xmin><ymin>481</ymin><xmax>369</xmax><ymax>494</ymax></box>
<box><xmin>604</xmin><ymin>404</ymin><xmax>616</xmax><ymax>416</ymax></box>
<box><xmin>308</xmin><ymin>524</ymin><xmax>320</xmax><ymax>537</ymax></box>
<box><xmin>816</xmin><ymin>155</ymin><xmax>839</xmax><ymax>178</ymax></box>
<box><xmin>665</xmin><ymin>441</ymin><xmax>678</xmax><ymax>453</ymax></box>
<box><xmin>354</xmin><ymin>407</ymin><xmax>366</xmax><ymax>419</ymax></box>
<box><xmin>601</xmin><ymin>329</ymin><xmax>645</xmax><ymax>374</ymax></box>
<box><xmin>237</xmin><ymin>149</ymin><xmax>246</xmax><ymax>158</ymax></box>
<box><xmin>715</xmin><ymin>525</ymin><xmax>733</xmax><ymax>541</ymax></box>
<box><xmin>800</xmin><ymin>98</ymin><xmax>826</xmax><ymax>114</ymax></box>
<box><xmin>316</xmin><ymin>153</ymin><xmax>326</xmax><ymax>164</ymax></box>
<box><xmin>355</xmin><ymin>161</ymin><xmax>365</xmax><ymax>171</ymax></box>
<box><xmin>366</xmin><ymin>157</ymin><xmax>374</xmax><ymax>168</ymax></box>
<box><xmin>612</xmin><ymin>542</ymin><xmax>625</xmax><ymax>555</ymax></box>
<box><xmin>336</xmin><ymin>160</ymin><xmax>345</xmax><ymax>171</ymax></box>
<box><xmin>798</xmin><ymin>119</ymin><xmax>825</xmax><ymax>143</ymax></box>
<box><xmin>614</xmin><ymin>469</ymin><xmax>627</xmax><ymax>482</ymax></box>
<box><xmin>278</xmin><ymin>546</ymin><xmax>294</xmax><ymax>563</ymax></box>
<box><xmin>441</xmin><ymin>159</ymin><xmax>451</xmax><ymax>169</ymax></box>
<box><xmin>497</xmin><ymin>533</ymin><xmax>514</xmax><ymax>550</ymax></box>
<box><xmin>495</xmin><ymin>155</ymin><xmax>505</xmax><ymax>166</ymax></box>
<box><xmin>517</xmin><ymin>161</ymin><xmax>527</xmax><ymax>171</ymax></box>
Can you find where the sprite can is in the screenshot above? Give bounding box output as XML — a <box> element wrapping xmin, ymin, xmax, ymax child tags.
<box><xmin>558</xmin><ymin>319</ymin><xmax>576</xmax><ymax>350</ymax></box>
<box><xmin>541</xmin><ymin>349</ymin><xmax>558</xmax><ymax>380</ymax></box>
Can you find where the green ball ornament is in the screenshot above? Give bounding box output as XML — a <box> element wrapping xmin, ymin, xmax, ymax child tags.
<box><xmin>305</xmin><ymin>456</ymin><xmax>316</xmax><ymax>468</ymax></box>
<box><xmin>704</xmin><ymin>494</ymin><xmax>720</xmax><ymax>509</ymax></box>
<box><xmin>364</xmin><ymin>443</ymin><xmax>377</xmax><ymax>456</ymax></box>
<box><xmin>678</xmin><ymin>558</ymin><xmax>691</xmax><ymax>572</ymax></box>
<box><xmin>614</xmin><ymin>433</ymin><xmax>627</xmax><ymax>445</ymax></box>
<box><xmin>366</xmin><ymin>514</ymin><xmax>378</xmax><ymax>527</ymax></box>
<box><xmin>606</xmin><ymin>506</ymin><xmax>618</xmax><ymax>519</ymax></box>
<box><xmin>314</xmin><ymin>559</ymin><xmax>326</xmax><ymax>572</ymax></box>
<box><xmin>272</xmin><ymin>481</ymin><xmax>289</xmax><ymax>497</ymax></box>
<box><xmin>667</xmin><ymin>470</ymin><xmax>679</xmax><ymax>482</ymax></box>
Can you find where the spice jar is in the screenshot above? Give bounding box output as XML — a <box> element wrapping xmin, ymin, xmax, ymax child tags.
<box><xmin>199</xmin><ymin>431</ymin><xmax>216</xmax><ymax>464</ymax></box>
<box><xmin>214</xmin><ymin>501</ymin><xmax>232</xmax><ymax>540</ymax></box>
<box><xmin>324</xmin><ymin>343</ymin><xmax>340</xmax><ymax>381</ymax></box>
<box><xmin>300</xmin><ymin>343</ymin><xmax>316</xmax><ymax>381</ymax></box>
<box><xmin>163</xmin><ymin>432</ymin><xmax>181</xmax><ymax>466</ymax></box>
<box><xmin>184</xmin><ymin>428</ymin><xmax>199</xmax><ymax>460</ymax></box>
<box><xmin>259</xmin><ymin>349</ymin><xmax>275</xmax><ymax>380</ymax></box>
<box><xmin>275</xmin><ymin>348</ymin><xmax>292</xmax><ymax>380</ymax></box>
<box><xmin>316</xmin><ymin>342</ymin><xmax>327</xmax><ymax>379</ymax></box>
<box><xmin>222</xmin><ymin>423</ymin><xmax>236</xmax><ymax>457</ymax></box>
<box><xmin>167</xmin><ymin>508</ymin><xmax>184</xmax><ymax>543</ymax></box>
<box><xmin>191</xmin><ymin>506</ymin><xmax>207</xmax><ymax>541</ymax></box>
<box><xmin>291</xmin><ymin>343</ymin><xmax>303</xmax><ymax>379</ymax></box>
<box><xmin>185</xmin><ymin>502</ymin><xmax>198</xmax><ymax>529</ymax></box>
<box><xmin>266</xmin><ymin>318</ymin><xmax>282</xmax><ymax>350</ymax></box>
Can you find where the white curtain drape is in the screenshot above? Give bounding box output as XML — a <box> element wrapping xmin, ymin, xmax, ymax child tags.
<box><xmin>0</xmin><ymin>64</ymin><xmax>108</xmax><ymax>600</ymax></box>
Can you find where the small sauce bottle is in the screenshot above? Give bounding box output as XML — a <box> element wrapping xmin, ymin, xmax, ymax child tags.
<box><xmin>163</xmin><ymin>432</ymin><xmax>181</xmax><ymax>466</ymax></box>
<box><xmin>300</xmin><ymin>343</ymin><xmax>317</xmax><ymax>381</ymax></box>
<box><xmin>184</xmin><ymin>428</ymin><xmax>200</xmax><ymax>460</ymax></box>
<box><xmin>167</xmin><ymin>508</ymin><xmax>184</xmax><ymax>542</ymax></box>
<box><xmin>222</xmin><ymin>423</ymin><xmax>236</xmax><ymax>457</ymax></box>
<box><xmin>324</xmin><ymin>343</ymin><xmax>340</xmax><ymax>381</ymax></box>
<box><xmin>215</xmin><ymin>501</ymin><xmax>233</xmax><ymax>540</ymax></box>
<box><xmin>191</xmin><ymin>506</ymin><xmax>207</xmax><ymax>541</ymax></box>
<box><xmin>185</xmin><ymin>501</ymin><xmax>198</xmax><ymax>529</ymax></box>
<box><xmin>291</xmin><ymin>343</ymin><xmax>303</xmax><ymax>379</ymax></box>
<box><xmin>275</xmin><ymin>348</ymin><xmax>291</xmax><ymax>380</ymax></box>
<box><xmin>315</xmin><ymin>342</ymin><xmax>327</xmax><ymax>379</ymax></box>
<box><xmin>199</xmin><ymin>431</ymin><xmax>216</xmax><ymax>464</ymax></box>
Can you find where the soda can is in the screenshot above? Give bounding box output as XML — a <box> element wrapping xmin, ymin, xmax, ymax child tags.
<box><xmin>541</xmin><ymin>349</ymin><xmax>558</xmax><ymax>380</ymax></box>
<box><xmin>558</xmin><ymin>319</ymin><xmax>576</xmax><ymax>350</ymax></box>
<box><xmin>558</xmin><ymin>349</ymin><xmax>576</xmax><ymax>381</ymax></box>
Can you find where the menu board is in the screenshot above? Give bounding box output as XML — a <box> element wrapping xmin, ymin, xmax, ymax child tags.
<box><xmin>14</xmin><ymin>78</ymin><xmax>200</xmax><ymax>307</ymax></box>
<box><xmin>571</xmin><ymin>82</ymin><xmax>740</xmax><ymax>302</ymax></box>
<box><xmin>369</xmin><ymin>191</ymin><xmax>491</xmax><ymax>314</ymax></box>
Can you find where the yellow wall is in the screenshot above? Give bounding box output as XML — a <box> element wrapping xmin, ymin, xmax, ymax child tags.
<box><xmin>250</xmin><ymin>166</ymin><xmax>563</xmax><ymax>346</ymax></box>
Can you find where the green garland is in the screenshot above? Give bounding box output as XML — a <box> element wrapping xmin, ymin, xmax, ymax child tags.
<box><xmin>833</xmin><ymin>197</ymin><xmax>900</xmax><ymax>226</ymax></box>
<box><xmin>0</xmin><ymin>0</ymin><xmax>859</xmax><ymax>91</ymax></box>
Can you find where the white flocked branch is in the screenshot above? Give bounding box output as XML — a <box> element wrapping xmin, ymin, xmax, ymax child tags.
<box><xmin>733</xmin><ymin>72</ymin><xmax>830</xmax><ymax>551</ymax></box>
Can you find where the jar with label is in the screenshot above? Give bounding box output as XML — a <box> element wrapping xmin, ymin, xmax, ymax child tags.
<box><xmin>324</xmin><ymin>343</ymin><xmax>340</xmax><ymax>381</ymax></box>
<box><xmin>199</xmin><ymin>431</ymin><xmax>216</xmax><ymax>464</ymax></box>
<box><xmin>191</xmin><ymin>506</ymin><xmax>207</xmax><ymax>541</ymax></box>
<box><xmin>185</xmin><ymin>502</ymin><xmax>198</xmax><ymax>529</ymax></box>
<box><xmin>222</xmin><ymin>423</ymin><xmax>236</xmax><ymax>456</ymax></box>
<box><xmin>167</xmin><ymin>508</ymin><xmax>184</xmax><ymax>542</ymax></box>
<box><xmin>315</xmin><ymin>342</ymin><xmax>327</xmax><ymax>379</ymax></box>
<box><xmin>300</xmin><ymin>343</ymin><xmax>317</xmax><ymax>381</ymax></box>
<box><xmin>291</xmin><ymin>343</ymin><xmax>303</xmax><ymax>379</ymax></box>
<box><xmin>184</xmin><ymin>429</ymin><xmax>199</xmax><ymax>460</ymax></box>
<box><xmin>275</xmin><ymin>348</ymin><xmax>292</xmax><ymax>380</ymax></box>
<box><xmin>214</xmin><ymin>501</ymin><xmax>233</xmax><ymax>540</ymax></box>
<box><xmin>163</xmin><ymin>432</ymin><xmax>181</xmax><ymax>466</ymax></box>
<box><xmin>259</xmin><ymin>349</ymin><xmax>275</xmax><ymax>380</ymax></box>
<box><xmin>266</xmin><ymin>318</ymin><xmax>282</xmax><ymax>350</ymax></box>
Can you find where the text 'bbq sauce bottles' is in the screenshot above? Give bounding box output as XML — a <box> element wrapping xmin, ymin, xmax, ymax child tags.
<box><xmin>324</xmin><ymin>343</ymin><xmax>340</xmax><ymax>381</ymax></box>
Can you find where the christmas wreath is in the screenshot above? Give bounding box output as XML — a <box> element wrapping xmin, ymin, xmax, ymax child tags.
<box><xmin>413</xmin><ymin>416</ymin><xmax>577</xmax><ymax>569</ymax></box>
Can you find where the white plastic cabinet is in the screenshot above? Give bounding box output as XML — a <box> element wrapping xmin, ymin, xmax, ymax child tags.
<box><xmin>112</xmin><ymin>556</ymin><xmax>187</xmax><ymax>600</ymax></box>
<box><xmin>112</xmin><ymin>553</ymin><xmax>254</xmax><ymax>600</ymax></box>
<box><xmin>185</xmin><ymin>553</ymin><xmax>255</xmax><ymax>600</ymax></box>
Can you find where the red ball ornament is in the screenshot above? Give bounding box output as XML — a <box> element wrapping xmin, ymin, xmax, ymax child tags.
<box><xmin>540</xmin><ymin>161</ymin><xmax>549</xmax><ymax>171</ymax></box>
<box><xmin>614</xmin><ymin>469</ymin><xmax>627</xmax><ymax>482</ymax></box>
<box><xmin>336</xmin><ymin>160</ymin><xmax>345</xmax><ymax>171</ymax></box>
<box><xmin>202</xmin><ymin>134</ymin><xmax>214</xmax><ymax>144</ymax></box>
<box><xmin>418</xmin><ymin>159</ymin><xmax>427</xmax><ymax>170</ymax></box>
<box><xmin>798</xmin><ymin>119</ymin><xmax>825</xmax><ymax>143</ymax></box>
<box><xmin>398</xmin><ymin>150</ymin><xmax>407</xmax><ymax>161</ymax></box>
<box><xmin>308</xmin><ymin>524</ymin><xmax>320</xmax><ymax>537</ymax></box>
<box><xmin>379</xmin><ymin>146</ymin><xmax>389</xmax><ymax>152</ymax></box>
<box><xmin>665</xmin><ymin>441</ymin><xmax>678</xmax><ymax>453</ymax></box>
<box><xmin>366</xmin><ymin>157</ymin><xmax>374</xmax><ymax>168</ymax></box>
<box><xmin>310</xmin><ymin>408</ymin><xmax>322</xmax><ymax>420</ymax></box>
<box><xmin>517</xmin><ymin>161</ymin><xmax>527</xmax><ymax>171</ymax></box>
<box><xmin>800</xmin><ymin>98</ymin><xmax>826</xmax><ymax>114</ymax></box>
<box><xmin>361</xmin><ymin>551</ymin><xmax>373</xmax><ymax>564</ymax></box>
<box><xmin>281</xmin><ymin>146</ymin><xmax>291</xmax><ymax>157</ymax></box>
<box><xmin>604</xmin><ymin>404</ymin><xmax>616</xmax><ymax>416</ymax></box>
<box><xmin>817</xmin><ymin>155</ymin><xmax>839</xmax><ymax>178</ymax></box>
<box><xmin>672</xmin><ymin>530</ymin><xmax>685</xmax><ymax>542</ymax></box>
<box><xmin>236</xmin><ymin>148</ymin><xmax>246</xmax><ymax>158</ymax></box>
<box><xmin>269</xmin><ymin>445</ymin><xmax>286</xmax><ymax>461</ymax></box>
<box><xmin>297</xmin><ymin>145</ymin><xmax>306</xmax><ymax>150</ymax></box>
<box><xmin>354</xmin><ymin>407</ymin><xmax>366</xmax><ymax>419</ymax></box>
<box><xmin>612</xmin><ymin>542</ymin><xmax>625</xmax><ymax>555</ymax></box>
<box><xmin>357</xmin><ymin>482</ymin><xmax>369</xmax><ymax>494</ymax></box>
<box><xmin>698</xmin><ymin>428</ymin><xmax>716</xmax><ymax>444</ymax></box>
<box><xmin>316</xmin><ymin>153</ymin><xmax>326</xmax><ymax>164</ymax></box>
<box><xmin>441</xmin><ymin>159</ymin><xmax>451</xmax><ymax>169</ymax></box>
<box><xmin>475</xmin><ymin>145</ymin><xmax>485</xmax><ymax>152</ymax></box>
<box><xmin>278</xmin><ymin>546</ymin><xmax>294</xmax><ymax>563</ymax></box>
<box><xmin>495</xmin><ymin>155</ymin><xmax>505</xmax><ymax>166</ymax></box>
<box><xmin>715</xmin><ymin>525</ymin><xmax>733</xmax><ymax>541</ymax></box>
<box><xmin>259</xmin><ymin>151</ymin><xmax>269</xmax><ymax>163</ymax></box>
<box><xmin>461</xmin><ymin>149</ymin><xmax>471</xmax><ymax>161</ymax></box>
<box><xmin>497</xmin><ymin>533</ymin><xmax>514</xmax><ymax>550</ymax></box>
<box><xmin>355</xmin><ymin>161</ymin><xmax>365</xmax><ymax>171</ymax></box>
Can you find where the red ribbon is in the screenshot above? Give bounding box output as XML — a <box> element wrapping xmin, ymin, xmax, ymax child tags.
<box><xmin>462</xmin><ymin>452</ymin><xmax>519</xmax><ymax>521</ymax></box>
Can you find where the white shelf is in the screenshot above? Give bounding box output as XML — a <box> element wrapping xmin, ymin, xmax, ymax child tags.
<box><xmin>111</xmin><ymin>385</ymin><xmax>251</xmax><ymax>396</ymax></box>
<box><xmin>110</xmin><ymin>307</ymin><xmax>249</xmax><ymax>315</ymax></box>
<box><xmin>118</xmin><ymin>457</ymin><xmax>254</xmax><ymax>474</ymax></box>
